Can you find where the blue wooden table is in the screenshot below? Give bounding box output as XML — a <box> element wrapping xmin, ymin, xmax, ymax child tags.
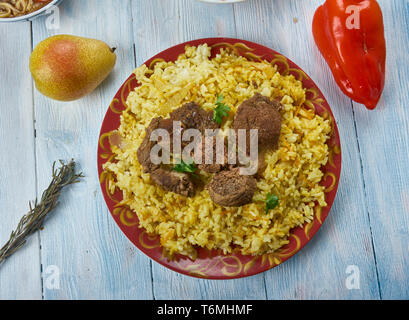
<box><xmin>0</xmin><ymin>0</ymin><xmax>408</xmax><ymax>300</ymax></box>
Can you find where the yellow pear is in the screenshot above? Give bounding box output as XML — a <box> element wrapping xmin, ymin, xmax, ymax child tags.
<box><xmin>29</xmin><ymin>35</ymin><xmax>117</xmax><ymax>101</ymax></box>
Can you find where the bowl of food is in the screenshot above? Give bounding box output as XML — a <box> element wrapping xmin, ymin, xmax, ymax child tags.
<box><xmin>0</xmin><ymin>0</ymin><xmax>62</xmax><ymax>22</ymax></box>
<box><xmin>98</xmin><ymin>38</ymin><xmax>342</xmax><ymax>279</ymax></box>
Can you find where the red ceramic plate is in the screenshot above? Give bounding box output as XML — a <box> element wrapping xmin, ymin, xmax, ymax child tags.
<box><xmin>97</xmin><ymin>38</ymin><xmax>342</xmax><ymax>279</ymax></box>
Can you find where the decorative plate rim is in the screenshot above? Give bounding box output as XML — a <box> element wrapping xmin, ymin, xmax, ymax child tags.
<box><xmin>0</xmin><ymin>0</ymin><xmax>63</xmax><ymax>22</ymax></box>
<box><xmin>97</xmin><ymin>37</ymin><xmax>342</xmax><ymax>279</ymax></box>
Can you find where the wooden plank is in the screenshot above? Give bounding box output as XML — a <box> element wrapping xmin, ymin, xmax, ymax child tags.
<box><xmin>352</xmin><ymin>0</ymin><xmax>409</xmax><ymax>299</ymax></box>
<box><xmin>132</xmin><ymin>0</ymin><xmax>238</xmax><ymax>66</ymax></box>
<box><xmin>0</xmin><ymin>22</ymin><xmax>42</xmax><ymax>299</ymax></box>
<box><xmin>31</xmin><ymin>0</ymin><xmax>153</xmax><ymax>299</ymax></box>
<box><xmin>131</xmin><ymin>0</ymin><xmax>267</xmax><ymax>300</ymax></box>
<box><xmin>233</xmin><ymin>0</ymin><xmax>380</xmax><ymax>299</ymax></box>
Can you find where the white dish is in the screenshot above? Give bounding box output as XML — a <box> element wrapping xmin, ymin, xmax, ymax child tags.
<box><xmin>0</xmin><ymin>0</ymin><xmax>62</xmax><ymax>22</ymax></box>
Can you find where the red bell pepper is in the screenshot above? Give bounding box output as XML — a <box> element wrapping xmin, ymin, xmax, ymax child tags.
<box><xmin>312</xmin><ymin>0</ymin><xmax>386</xmax><ymax>110</ymax></box>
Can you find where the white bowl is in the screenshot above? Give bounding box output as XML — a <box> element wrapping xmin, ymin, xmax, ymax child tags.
<box><xmin>0</xmin><ymin>0</ymin><xmax>62</xmax><ymax>22</ymax></box>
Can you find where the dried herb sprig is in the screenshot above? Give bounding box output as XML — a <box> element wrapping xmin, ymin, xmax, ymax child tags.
<box><xmin>0</xmin><ymin>160</ymin><xmax>83</xmax><ymax>266</ymax></box>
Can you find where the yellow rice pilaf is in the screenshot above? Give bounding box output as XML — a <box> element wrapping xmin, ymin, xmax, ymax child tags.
<box><xmin>103</xmin><ymin>44</ymin><xmax>331</xmax><ymax>259</ymax></box>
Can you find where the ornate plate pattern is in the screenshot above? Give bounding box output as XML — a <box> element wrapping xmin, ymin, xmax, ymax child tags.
<box><xmin>97</xmin><ymin>38</ymin><xmax>342</xmax><ymax>279</ymax></box>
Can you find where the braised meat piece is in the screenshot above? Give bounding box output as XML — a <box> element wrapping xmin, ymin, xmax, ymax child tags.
<box><xmin>137</xmin><ymin>116</ymin><xmax>195</xmax><ymax>197</ymax></box>
<box><xmin>170</xmin><ymin>102</ymin><xmax>219</xmax><ymax>133</ymax></box>
<box><xmin>137</xmin><ymin>116</ymin><xmax>183</xmax><ymax>172</ymax></box>
<box><xmin>150</xmin><ymin>168</ymin><xmax>195</xmax><ymax>197</ymax></box>
<box><xmin>194</xmin><ymin>133</ymin><xmax>229</xmax><ymax>174</ymax></box>
<box><xmin>233</xmin><ymin>93</ymin><xmax>282</xmax><ymax>150</ymax></box>
<box><xmin>137</xmin><ymin>102</ymin><xmax>221</xmax><ymax>197</ymax></box>
<box><xmin>137</xmin><ymin>117</ymin><xmax>164</xmax><ymax>173</ymax></box>
<box><xmin>171</xmin><ymin>102</ymin><xmax>222</xmax><ymax>173</ymax></box>
<box><xmin>207</xmin><ymin>168</ymin><xmax>257</xmax><ymax>207</ymax></box>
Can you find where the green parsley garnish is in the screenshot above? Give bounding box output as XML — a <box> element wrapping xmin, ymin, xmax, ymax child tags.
<box><xmin>265</xmin><ymin>193</ymin><xmax>279</xmax><ymax>214</ymax></box>
<box><xmin>213</xmin><ymin>94</ymin><xmax>231</xmax><ymax>124</ymax></box>
<box><xmin>172</xmin><ymin>160</ymin><xmax>198</xmax><ymax>177</ymax></box>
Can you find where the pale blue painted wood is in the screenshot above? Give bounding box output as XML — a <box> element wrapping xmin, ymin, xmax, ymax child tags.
<box><xmin>30</xmin><ymin>0</ymin><xmax>152</xmax><ymax>299</ymax></box>
<box><xmin>0</xmin><ymin>21</ymin><xmax>42</xmax><ymax>300</ymax></box>
<box><xmin>0</xmin><ymin>0</ymin><xmax>408</xmax><ymax>300</ymax></box>
<box><xmin>351</xmin><ymin>0</ymin><xmax>409</xmax><ymax>299</ymax></box>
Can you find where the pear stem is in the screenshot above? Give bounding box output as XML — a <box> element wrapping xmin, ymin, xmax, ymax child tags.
<box><xmin>111</xmin><ymin>47</ymin><xmax>117</xmax><ymax>53</ymax></box>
